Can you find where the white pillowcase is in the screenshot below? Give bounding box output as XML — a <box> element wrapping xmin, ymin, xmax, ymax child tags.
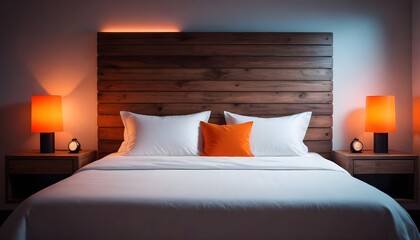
<box><xmin>118</xmin><ymin>111</ymin><xmax>211</xmax><ymax>156</ymax></box>
<box><xmin>224</xmin><ymin>111</ymin><xmax>312</xmax><ymax>156</ymax></box>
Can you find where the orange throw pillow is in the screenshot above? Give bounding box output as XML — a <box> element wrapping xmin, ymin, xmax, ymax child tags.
<box><xmin>200</xmin><ymin>121</ymin><xmax>254</xmax><ymax>157</ymax></box>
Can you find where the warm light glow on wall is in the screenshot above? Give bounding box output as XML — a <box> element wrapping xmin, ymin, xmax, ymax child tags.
<box><xmin>25</xmin><ymin>47</ymin><xmax>88</xmax><ymax>96</ymax></box>
<box><xmin>414</xmin><ymin>97</ymin><xmax>420</xmax><ymax>135</ymax></box>
<box><xmin>101</xmin><ymin>25</ymin><xmax>180</xmax><ymax>32</ymax></box>
<box><xmin>33</xmin><ymin>74</ymin><xmax>85</xmax><ymax>96</ymax></box>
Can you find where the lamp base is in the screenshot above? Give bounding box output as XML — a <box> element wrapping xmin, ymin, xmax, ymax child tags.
<box><xmin>373</xmin><ymin>133</ymin><xmax>388</xmax><ymax>153</ymax></box>
<box><xmin>40</xmin><ymin>132</ymin><xmax>55</xmax><ymax>153</ymax></box>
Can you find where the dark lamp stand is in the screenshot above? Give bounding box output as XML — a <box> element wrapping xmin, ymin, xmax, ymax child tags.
<box><xmin>40</xmin><ymin>132</ymin><xmax>55</xmax><ymax>153</ymax></box>
<box><xmin>373</xmin><ymin>133</ymin><xmax>388</xmax><ymax>153</ymax></box>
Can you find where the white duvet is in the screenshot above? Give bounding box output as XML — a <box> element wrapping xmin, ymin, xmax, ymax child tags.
<box><xmin>1</xmin><ymin>153</ymin><xmax>418</xmax><ymax>240</ymax></box>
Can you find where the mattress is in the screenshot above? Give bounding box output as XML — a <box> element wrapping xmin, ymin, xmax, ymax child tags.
<box><xmin>0</xmin><ymin>153</ymin><xmax>418</xmax><ymax>239</ymax></box>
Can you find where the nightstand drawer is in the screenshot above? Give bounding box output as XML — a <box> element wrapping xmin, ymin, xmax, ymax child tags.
<box><xmin>354</xmin><ymin>160</ymin><xmax>415</xmax><ymax>174</ymax></box>
<box><xmin>8</xmin><ymin>159</ymin><xmax>73</xmax><ymax>174</ymax></box>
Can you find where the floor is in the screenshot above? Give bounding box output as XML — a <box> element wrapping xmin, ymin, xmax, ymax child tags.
<box><xmin>410</xmin><ymin>210</ymin><xmax>420</xmax><ymax>228</ymax></box>
<box><xmin>1</xmin><ymin>210</ymin><xmax>420</xmax><ymax>228</ymax></box>
<box><xmin>0</xmin><ymin>210</ymin><xmax>12</xmax><ymax>226</ymax></box>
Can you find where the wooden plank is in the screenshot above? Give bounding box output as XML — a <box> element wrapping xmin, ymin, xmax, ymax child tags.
<box><xmin>354</xmin><ymin>160</ymin><xmax>415</xmax><ymax>174</ymax></box>
<box><xmin>97</xmin><ymin>103</ymin><xmax>333</xmax><ymax>116</ymax></box>
<box><xmin>98</xmin><ymin>32</ymin><xmax>333</xmax><ymax>45</ymax></box>
<box><xmin>98</xmin><ymin>127</ymin><xmax>332</xmax><ymax>141</ymax></box>
<box><xmin>98</xmin><ymin>153</ymin><xmax>111</xmax><ymax>159</ymax></box>
<box><xmin>98</xmin><ymin>56</ymin><xmax>333</xmax><ymax>69</ymax></box>
<box><xmin>8</xmin><ymin>160</ymin><xmax>74</xmax><ymax>174</ymax></box>
<box><xmin>98</xmin><ymin>80</ymin><xmax>333</xmax><ymax>92</ymax></box>
<box><xmin>98</xmin><ymin>68</ymin><xmax>333</xmax><ymax>81</ymax></box>
<box><xmin>97</xmin><ymin>32</ymin><xmax>334</xmax><ymax>157</ymax></box>
<box><xmin>202</xmin><ymin>117</ymin><xmax>330</xmax><ymax>126</ymax></box>
<box><xmin>98</xmin><ymin>92</ymin><xmax>332</xmax><ymax>104</ymax></box>
<box><xmin>307</xmin><ymin>140</ymin><xmax>332</xmax><ymax>153</ymax></box>
<box><xmin>98</xmin><ymin>115</ymin><xmax>332</xmax><ymax>128</ymax></box>
<box><xmin>98</xmin><ymin>140</ymin><xmax>120</xmax><ymax>155</ymax></box>
<box><xmin>320</xmin><ymin>153</ymin><xmax>332</xmax><ymax>160</ymax></box>
<box><xmin>310</xmin><ymin>115</ymin><xmax>333</xmax><ymax>128</ymax></box>
<box><xmin>98</xmin><ymin>45</ymin><xmax>332</xmax><ymax>57</ymax></box>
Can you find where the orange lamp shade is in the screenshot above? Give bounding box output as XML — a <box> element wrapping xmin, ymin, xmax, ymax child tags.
<box><xmin>365</xmin><ymin>96</ymin><xmax>396</xmax><ymax>133</ymax></box>
<box><xmin>31</xmin><ymin>95</ymin><xmax>63</xmax><ymax>133</ymax></box>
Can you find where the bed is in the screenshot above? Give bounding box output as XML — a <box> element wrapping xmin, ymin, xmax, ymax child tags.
<box><xmin>1</xmin><ymin>153</ymin><xmax>418</xmax><ymax>239</ymax></box>
<box><xmin>0</xmin><ymin>32</ymin><xmax>418</xmax><ymax>239</ymax></box>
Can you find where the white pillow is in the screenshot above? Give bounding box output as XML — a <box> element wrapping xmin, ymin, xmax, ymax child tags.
<box><xmin>224</xmin><ymin>111</ymin><xmax>312</xmax><ymax>156</ymax></box>
<box><xmin>118</xmin><ymin>111</ymin><xmax>211</xmax><ymax>156</ymax></box>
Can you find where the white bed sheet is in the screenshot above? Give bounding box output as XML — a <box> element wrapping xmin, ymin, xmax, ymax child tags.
<box><xmin>0</xmin><ymin>153</ymin><xmax>418</xmax><ymax>240</ymax></box>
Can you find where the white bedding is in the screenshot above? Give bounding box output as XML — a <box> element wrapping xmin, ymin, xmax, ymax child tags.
<box><xmin>1</xmin><ymin>153</ymin><xmax>418</xmax><ymax>240</ymax></box>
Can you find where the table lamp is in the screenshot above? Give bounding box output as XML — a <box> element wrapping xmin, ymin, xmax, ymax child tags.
<box><xmin>365</xmin><ymin>96</ymin><xmax>396</xmax><ymax>153</ymax></box>
<box><xmin>31</xmin><ymin>95</ymin><xmax>63</xmax><ymax>153</ymax></box>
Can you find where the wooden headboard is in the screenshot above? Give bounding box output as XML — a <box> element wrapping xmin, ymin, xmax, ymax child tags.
<box><xmin>97</xmin><ymin>32</ymin><xmax>333</xmax><ymax>159</ymax></box>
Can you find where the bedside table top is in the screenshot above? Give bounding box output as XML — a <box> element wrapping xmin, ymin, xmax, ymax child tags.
<box><xmin>333</xmin><ymin>150</ymin><xmax>418</xmax><ymax>159</ymax></box>
<box><xmin>7</xmin><ymin>150</ymin><xmax>96</xmax><ymax>157</ymax></box>
<box><xmin>5</xmin><ymin>150</ymin><xmax>97</xmax><ymax>161</ymax></box>
<box><xmin>6</xmin><ymin>150</ymin><xmax>96</xmax><ymax>157</ymax></box>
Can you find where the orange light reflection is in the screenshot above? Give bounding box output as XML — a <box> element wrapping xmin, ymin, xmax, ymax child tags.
<box><xmin>414</xmin><ymin>97</ymin><xmax>420</xmax><ymax>135</ymax></box>
<box><xmin>101</xmin><ymin>25</ymin><xmax>180</xmax><ymax>32</ymax></box>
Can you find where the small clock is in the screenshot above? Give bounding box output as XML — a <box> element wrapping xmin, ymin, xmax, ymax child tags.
<box><xmin>68</xmin><ymin>138</ymin><xmax>81</xmax><ymax>153</ymax></box>
<box><xmin>350</xmin><ymin>138</ymin><xmax>363</xmax><ymax>153</ymax></box>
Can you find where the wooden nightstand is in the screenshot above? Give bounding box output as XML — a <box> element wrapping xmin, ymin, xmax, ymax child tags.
<box><xmin>333</xmin><ymin>150</ymin><xmax>418</xmax><ymax>207</ymax></box>
<box><xmin>5</xmin><ymin>150</ymin><xmax>97</xmax><ymax>203</ymax></box>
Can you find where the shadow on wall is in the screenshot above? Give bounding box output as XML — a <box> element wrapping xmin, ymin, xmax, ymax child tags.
<box><xmin>0</xmin><ymin>102</ymin><xmax>37</xmax><ymax>210</ymax></box>
<box><xmin>0</xmin><ymin>103</ymin><xmax>37</xmax><ymax>155</ymax></box>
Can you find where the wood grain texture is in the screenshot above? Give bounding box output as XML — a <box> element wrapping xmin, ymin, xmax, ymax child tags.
<box><xmin>98</xmin><ymin>127</ymin><xmax>332</xmax><ymax>142</ymax></box>
<box><xmin>97</xmin><ymin>32</ymin><xmax>333</xmax><ymax>158</ymax></box>
<box><xmin>354</xmin><ymin>160</ymin><xmax>415</xmax><ymax>174</ymax></box>
<box><xmin>97</xmin><ymin>115</ymin><xmax>332</xmax><ymax>128</ymax></box>
<box><xmin>98</xmin><ymin>103</ymin><xmax>333</xmax><ymax>116</ymax></box>
<box><xmin>98</xmin><ymin>92</ymin><xmax>332</xmax><ymax>104</ymax></box>
<box><xmin>98</xmin><ymin>32</ymin><xmax>333</xmax><ymax>45</ymax></box>
<box><xmin>98</xmin><ymin>56</ymin><xmax>332</xmax><ymax>69</ymax></box>
<box><xmin>98</xmin><ymin>68</ymin><xmax>333</xmax><ymax>81</ymax></box>
<box><xmin>98</xmin><ymin>80</ymin><xmax>333</xmax><ymax>92</ymax></box>
<box><xmin>98</xmin><ymin>45</ymin><xmax>332</xmax><ymax>56</ymax></box>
